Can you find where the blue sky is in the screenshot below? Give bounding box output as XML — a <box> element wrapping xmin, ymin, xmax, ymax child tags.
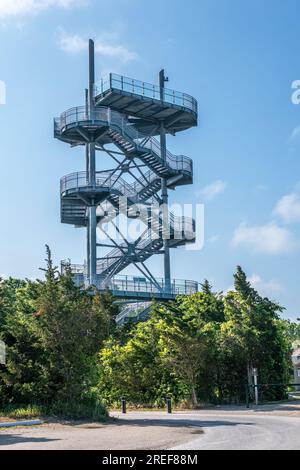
<box><xmin>0</xmin><ymin>0</ymin><xmax>300</xmax><ymax>320</ymax></box>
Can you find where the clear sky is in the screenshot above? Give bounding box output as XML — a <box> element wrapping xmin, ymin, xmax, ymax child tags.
<box><xmin>0</xmin><ymin>0</ymin><xmax>300</xmax><ymax>320</ymax></box>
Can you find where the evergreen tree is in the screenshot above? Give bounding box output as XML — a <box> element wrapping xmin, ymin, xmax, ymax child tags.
<box><xmin>220</xmin><ymin>266</ymin><xmax>290</xmax><ymax>400</ymax></box>
<box><xmin>201</xmin><ymin>280</ymin><xmax>213</xmax><ymax>295</ymax></box>
<box><xmin>0</xmin><ymin>280</ymin><xmax>48</xmax><ymax>404</ymax></box>
<box><xmin>0</xmin><ymin>246</ymin><xmax>118</xmax><ymax>408</ymax></box>
<box><xmin>234</xmin><ymin>266</ymin><xmax>257</xmax><ymax>301</ymax></box>
<box><xmin>35</xmin><ymin>247</ymin><xmax>115</xmax><ymax>402</ymax></box>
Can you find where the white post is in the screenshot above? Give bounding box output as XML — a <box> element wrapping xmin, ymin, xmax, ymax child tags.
<box><xmin>253</xmin><ymin>368</ymin><xmax>258</xmax><ymax>406</ymax></box>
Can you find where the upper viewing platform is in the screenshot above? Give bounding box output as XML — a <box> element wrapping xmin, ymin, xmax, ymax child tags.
<box><xmin>94</xmin><ymin>73</ymin><xmax>198</xmax><ymax>134</ymax></box>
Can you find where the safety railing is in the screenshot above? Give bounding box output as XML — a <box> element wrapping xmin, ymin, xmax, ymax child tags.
<box><xmin>61</xmin><ymin>170</ymin><xmax>162</xmax><ymax>203</ymax></box>
<box><xmin>116</xmin><ymin>302</ymin><xmax>152</xmax><ymax>324</ymax></box>
<box><xmin>106</xmin><ymin>275</ymin><xmax>199</xmax><ymax>295</ymax></box>
<box><xmin>60</xmin><ymin>170</ymin><xmax>195</xmax><ymax>244</ymax></box>
<box><xmin>142</xmin><ymin>137</ymin><xmax>192</xmax><ymax>174</ymax></box>
<box><xmin>94</xmin><ymin>73</ymin><xmax>198</xmax><ymax>115</ymax></box>
<box><xmin>60</xmin><ymin>171</ymin><xmax>136</xmax><ymax>199</ymax></box>
<box><xmin>95</xmin><ymin>213</ymin><xmax>195</xmax><ymax>276</ymax></box>
<box><xmin>96</xmin><ymin>244</ymin><xmax>125</xmax><ymax>274</ymax></box>
<box><xmin>54</xmin><ymin>106</ymin><xmax>110</xmax><ymax>130</ymax></box>
<box><xmin>61</xmin><ymin>261</ymin><xmax>86</xmax><ymax>275</ymax></box>
<box><xmin>95</xmin><ymin>233</ymin><xmax>161</xmax><ymax>276</ymax></box>
<box><xmin>54</xmin><ymin>106</ymin><xmax>193</xmax><ymax>176</ymax></box>
<box><xmin>61</xmin><ymin>263</ymin><xmax>199</xmax><ymax>296</ymax></box>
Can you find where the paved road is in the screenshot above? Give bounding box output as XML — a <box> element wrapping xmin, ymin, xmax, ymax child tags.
<box><xmin>113</xmin><ymin>405</ymin><xmax>300</xmax><ymax>450</ymax></box>
<box><xmin>171</xmin><ymin>412</ymin><xmax>300</xmax><ymax>450</ymax></box>
<box><xmin>1</xmin><ymin>404</ymin><xmax>300</xmax><ymax>450</ymax></box>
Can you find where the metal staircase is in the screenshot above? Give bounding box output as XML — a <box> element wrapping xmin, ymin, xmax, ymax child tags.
<box><xmin>116</xmin><ymin>302</ymin><xmax>153</xmax><ymax>326</ymax></box>
<box><xmin>54</xmin><ymin>107</ymin><xmax>193</xmax><ymax>184</ymax></box>
<box><xmin>55</xmin><ymin>39</ymin><xmax>199</xmax><ymax>307</ymax></box>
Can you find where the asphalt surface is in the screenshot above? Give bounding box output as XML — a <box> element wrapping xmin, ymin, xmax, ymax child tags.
<box><xmin>112</xmin><ymin>406</ymin><xmax>300</xmax><ymax>450</ymax></box>
<box><xmin>1</xmin><ymin>403</ymin><xmax>300</xmax><ymax>450</ymax></box>
<box><xmin>171</xmin><ymin>412</ymin><xmax>300</xmax><ymax>450</ymax></box>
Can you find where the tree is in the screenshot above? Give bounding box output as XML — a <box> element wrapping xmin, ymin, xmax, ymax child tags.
<box><xmin>0</xmin><ymin>258</ymin><xmax>293</xmax><ymax>409</ymax></box>
<box><xmin>0</xmin><ymin>280</ymin><xmax>48</xmax><ymax>404</ymax></box>
<box><xmin>154</xmin><ymin>295</ymin><xmax>223</xmax><ymax>405</ymax></box>
<box><xmin>154</xmin><ymin>303</ymin><xmax>210</xmax><ymax>406</ymax></box>
<box><xmin>0</xmin><ymin>246</ymin><xmax>118</xmax><ymax>407</ymax></box>
<box><xmin>0</xmin><ymin>278</ymin><xmax>6</xmax><ymax>329</ymax></box>
<box><xmin>99</xmin><ymin>317</ymin><xmax>183</xmax><ymax>406</ymax></box>
<box><xmin>220</xmin><ymin>267</ymin><xmax>291</xmax><ymax>401</ymax></box>
<box><xmin>234</xmin><ymin>266</ymin><xmax>256</xmax><ymax>300</ymax></box>
<box><xmin>280</xmin><ymin>319</ymin><xmax>300</xmax><ymax>347</ymax></box>
<box><xmin>0</xmin><ymin>277</ymin><xmax>26</xmax><ymax>329</ymax></box>
<box><xmin>98</xmin><ymin>288</ymin><xmax>224</xmax><ymax>407</ymax></box>
<box><xmin>34</xmin><ymin>247</ymin><xmax>117</xmax><ymax>402</ymax></box>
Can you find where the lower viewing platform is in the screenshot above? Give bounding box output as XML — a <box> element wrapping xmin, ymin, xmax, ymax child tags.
<box><xmin>62</xmin><ymin>263</ymin><xmax>199</xmax><ymax>301</ymax></box>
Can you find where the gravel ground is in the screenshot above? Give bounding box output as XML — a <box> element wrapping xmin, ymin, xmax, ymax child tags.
<box><xmin>0</xmin><ymin>418</ymin><xmax>202</xmax><ymax>450</ymax></box>
<box><xmin>1</xmin><ymin>401</ymin><xmax>300</xmax><ymax>450</ymax></box>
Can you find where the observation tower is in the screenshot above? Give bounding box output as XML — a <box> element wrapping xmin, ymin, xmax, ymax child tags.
<box><xmin>54</xmin><ymin>40</ymin><xmax>199</xmax><ymax>322</ymax></box>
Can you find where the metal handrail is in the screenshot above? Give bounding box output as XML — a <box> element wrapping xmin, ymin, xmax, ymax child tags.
<box><xmin>116</xmin><ymin>302</ymin><xmax>152</xmax><ymax>323</ymax></box>
<box><xmin>108</xmin><ymin>276</ymin><xmax>199</xmax><ymax>295</ymax></box>
<box><xmin>60</xmin><ymin>170</ymin><xmax>160</xmax><ymax>200</ymax></box>
<box><xmin>94</xmin><ymin>73</ymin><xmax>198</xmax><ymax>115</ymax></box>
<box><xmin>60</xmin><ymin>170</ymin><xmax>196</xmax><ymax>243</ymax></box>
<box><xmin>60</xmin><ymin>171</ymin><xmax>135</xmax><ymax>198</ymax></box>
<box><xmin>95</xmin><ymin>213</ymin><xmax>195</xmax><ymax>277</ymax></box>
<box><xmin>61</xmin><ymin>265</ymin><xmax>199</xmax><ymax>296</ymax></box>
<box><xmin>61</xmin><ymin>262</ymin><xmax>86</xmax><ymax>275</ymax></box>
<box><xmin>54</xmin><ymin>106</ymin><xmax>193</xmax><ymax>176</ymax></box>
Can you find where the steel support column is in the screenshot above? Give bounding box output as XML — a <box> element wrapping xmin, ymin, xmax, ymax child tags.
<box><xmin>85</xmin><ymin>88</ymin><xmax>90</xmax><ymax>281</ymax></box>
<box><xmin>159</xmin><ymin>69</ymin><xmax>171</xmax><ymax>292</ymax></box>
<box><xmin>88</xmin><ymin>39</ymin><xmax>97</xmax><ymax>286</ymax></box>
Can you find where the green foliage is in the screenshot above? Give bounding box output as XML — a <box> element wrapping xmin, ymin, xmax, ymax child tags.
<box><xmin>222</xmin><ymin>269</ymin><xmax>291</xmax><ymax>400</ymax></box>
<box><xmin>0</xmin><ymin>246</ymin><xmax>116</xmax><ymax>418</ymax></box>
<box><xmin>0</xmin><ymin>277</ymin><xmax>26</xmax><ymax>329</ymax></box>
<box><xmin>48</xmin><ymin>396</ymin><xmax>108</xmax><ymax>421</ymax></box>
<box><xmin>98</xmin><ymin>317</ymin><xmax>186</xmax><ymax>407</ymax></box>
<box><xmin>0</xmin><ymin>257</ymin><xmax>295</xmax><ymax>411</ymax></box>
<box><xmin>280</xmin><ymin>319</ymin><xmax>300</xmax><ymax>349</ymax></box>
<box><xmin>97</xmin><ymin>267</ymin><xmax>293</xmax><ymax>406</ymax></box>
<box><xmin>0</xmin><ymin>397</ymin><xmax>108</xmax><ymax>422</ymax></box>
<box><xmin>0</xmin><ymin>404</ymin><xmax>45</xmax><ymax>419</ymax></box>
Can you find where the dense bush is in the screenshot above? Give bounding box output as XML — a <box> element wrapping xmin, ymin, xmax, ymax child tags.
<box><xmin>0</xmin><ymin>397</ymin><xmax>108</xmax><ymax>422</ymax></box>
<box><xmin>0</xmin><ymin>246</ymin><xmax>116</xmax><ymax>419</ymax></box>
<box><xmin>97</xmin><ymin>272</ymin><xmax>294</xmax><ymax>406</ymax></box>
<box><xmin>0</xmin><ymin>251</ymin><xmax>298</xmax><ymax>412</ymax></box>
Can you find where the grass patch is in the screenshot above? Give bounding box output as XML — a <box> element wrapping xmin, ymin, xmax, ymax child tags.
<box><xmin>0</xmin><ymin>404</ymin><xmax>45</xmax><ymax>420</ymax></box>
<box><xmin>0</xmin><ymin>398</ymin><xmax>108</xmax><ymax>422</ymax></box>
<box><xmin>49</xmin><ymin>399</ymin><xmax>108</xmax><ymax>421</ymax></box>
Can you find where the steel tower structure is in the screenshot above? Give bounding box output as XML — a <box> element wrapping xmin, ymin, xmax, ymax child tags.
<box><xmin>54</xmin><ymin>40</ymin><xmax>199</xmax><ymax>310</ymax></box>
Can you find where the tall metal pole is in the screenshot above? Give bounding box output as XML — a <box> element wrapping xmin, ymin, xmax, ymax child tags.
<box><xmin>85</xmin><ymin>88</ymin><xmax>90</xmax><ymax>281</ymax></box>
<box><xmin>159</xmin><ymin>69</ymin><xmax>171</xmax><ymax>292</ymax></box>
<box><xmin>88</xmin><ymin>39</ymin><xmax>97</xmax><ymax>286</ymax></box>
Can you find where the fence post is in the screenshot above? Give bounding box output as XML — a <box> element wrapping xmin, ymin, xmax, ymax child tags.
<box><xmin>166</xmin><ymin>395</ymin><xmax>172</xmax><ymax>414</ymax></box>
<box><xmin>245</xmin><ymin>384</ymin><xmax>250</xmax><ymax>409</ymax></box>
<box><xmin>121</xmin><ymin>397</ymin><xmax>126</xmax><ymax>414</ymax></box>
<box><xmin>252</xmin><ymin>368</ymin><xmax>259</xmax><ymax>406</ymax></box>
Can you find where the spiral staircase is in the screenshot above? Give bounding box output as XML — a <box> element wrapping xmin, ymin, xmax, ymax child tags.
<box><xmin>54</xmin><ymin>41</ymin><xmax>199</xmax><ymax>322</ymax></box>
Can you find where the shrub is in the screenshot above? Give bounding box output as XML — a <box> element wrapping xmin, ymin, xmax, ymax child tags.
<box><xmin>0</xmin><ymin>404</ymin><xmax>46</xmax><ymax>419</ymax></box>
<box><xmin>49</xmin><ymin>397</ymin><xmax>108</xmax><ymax>421</ymax></box>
